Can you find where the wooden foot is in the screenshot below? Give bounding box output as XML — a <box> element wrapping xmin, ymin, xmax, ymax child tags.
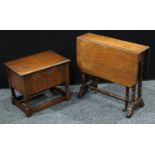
<box><xmin>25</xmin><ymin>111</ymin><xmax>33</xmax><ymax>117</ymax></box>
<box><xmin>126</xmin><ymin>83</ymin><xmax>145</xmax><ymax>118</ymax></box>
<box><xmin>126</xmin><ymin>105</ymin><xmax>134</xmax><ymax>118</ymax></box>
<box><xmin>126</xmin><ymin>98</ymin><xmax>144</xmax><ymax>118</ymax></box>
<box><xmin>139</xmin><ymin>99</ymin><xmax>145</xmax><ymax>107</ymax></box>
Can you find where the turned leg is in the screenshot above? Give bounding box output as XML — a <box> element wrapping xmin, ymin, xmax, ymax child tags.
<box><xmin>78</xmin><ymin>73</ymin><xmax>88</xmax><ymax>98</ymax></box>
<box><xmin>123</xmin><ymin>87</ymin><xmax>129</xmax><ymax>112</ymax></box>
<box><xmin>6</xmin><ymin>69</ymin><xmax>16</xmax><ymax>105</ymax></box>
<box><xmin>65</xmin><ymin>84</ymin><xmax>70</xmax><ymax>100</ymax></box>
<box><xmin>126</xmin><ymin>85</ymin><xmax>136</xmax><ymax>118</ymax></box>
<box><xmin>138</xmin><ymin>62</ymin><xmax>144</xmax><ymax>107</ymax></box>
<box><xmin>23</xmin><ymin>95</ymin><xmax>32</xmax><ymax>117</ymax></box>
<box><xmin>10</xmin><ymin>87</ymin><xmax>16</xmax><ymax>105</ymax></box>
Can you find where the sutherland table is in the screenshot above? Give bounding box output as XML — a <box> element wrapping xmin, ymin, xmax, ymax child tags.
<box><xmin>77</xmin><ymin>33</ymin><xmax>150</xmax><ymax>118</ymax></box>
<box><xmin>4</xmin><ymin>50</ymin><xmax>71</xmax><ymax>117</ymax></box>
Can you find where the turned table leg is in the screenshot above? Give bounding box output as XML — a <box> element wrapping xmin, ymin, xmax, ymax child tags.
<box><xmin>10</xmin><ymin>87</ymin><xmax>16</xmax><ymax>105</ymax></box>
<box><xmin>23</xmin><ymin>95</ymin><xmax>32</xmax><ymax>117</ymax></box>
<box><xmin>126</xmin><ymin>85</ymin><xmax>136</xmax><ymax>118</ymax></box>
<box><xmin>138</xmin><ymin>62</ymin><xmax>145</xmax><ymax>107</ymax></box>
<box><xmin>123</xmin><ymin>87</ymin><xmax>130</xmax><ymax>112</ymax></box>
<box><xmin>126</xmin><ymin>62</ymin><xmax>145</xmax><ymax>118</ymax></box>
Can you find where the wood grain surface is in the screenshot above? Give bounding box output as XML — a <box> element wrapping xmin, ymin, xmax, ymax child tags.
<box><xmin>4</xmin><ymin>50</ymin><xmax>70</xmax><ymax>76</ymax></box>
<box><xmin>77</xmin><ymin>33</ymin><xmax>149</xmax><ymax>87</ymax></box>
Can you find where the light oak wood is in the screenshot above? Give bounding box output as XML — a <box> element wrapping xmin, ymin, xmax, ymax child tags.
<box><xmin>77</xmin><ymin>33</ymin><xmax>149</xmax><ymax>87</ymax></box>
<box><xmin>78</xmin><ymin>33</ymin><xmax>149</xmax><ymax>54</ymax></box>
<box><xmin>77</xmin><ymin>33</ymin><xmax>150</xmax><ymax>118</ymax></box>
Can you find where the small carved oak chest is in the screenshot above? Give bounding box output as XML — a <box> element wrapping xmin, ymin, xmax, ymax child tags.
<box><xmin>4</xmin><ymin>50</ymin><xmax>71</xmax><ymax>117</ymax></box>
<box><xmin>77</xmin><ymin>33</ymin><xmax>150</xmax><ymax>118</ymax></box>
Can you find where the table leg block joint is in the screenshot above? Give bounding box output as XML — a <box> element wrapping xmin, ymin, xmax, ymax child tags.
<box><xmin>78</xmin><ymin>73</ymin><xmax>98</xmax><ymax>98</ymax></box>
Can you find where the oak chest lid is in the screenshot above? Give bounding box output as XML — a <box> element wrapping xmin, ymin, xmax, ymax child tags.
<box><xmin>77</xmin><ymin>33</ymin><xmax>149</xmax><ymax>53</ymax></box>
<box><xmin>4</xmin><ymin>50</ymin><xmax>70</xmax><ymax>76</ymax></box>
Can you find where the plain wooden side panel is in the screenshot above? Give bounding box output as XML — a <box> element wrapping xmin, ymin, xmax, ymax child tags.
<box><xmin>8</xmin><ymin>69</ymin><xmax>24</xmax><ymax>93</ymax></box>
<box><xmin>25</xmin><ymin>65</ymin><xmax>66</xmax><ymax>95</ymax></box>
<box><xmin>77</xmin><ymin>38</ymin><xmax>139</xmax><ymax>87</ymax></box>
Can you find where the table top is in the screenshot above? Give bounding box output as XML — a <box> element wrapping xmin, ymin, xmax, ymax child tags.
<box><xmin>5</xmin><ymin>50</ymin><xmax>70</xmax><ymax>76</ymax></box>
<box><xmin>77</xmin><ymin>33</ymin><xmax>149</xmax><ymax>54</ymax></box>
<box><xmin>77</xmin><ymin>33</ymin><xmax>150</xmax><ymax>87</ymax></box>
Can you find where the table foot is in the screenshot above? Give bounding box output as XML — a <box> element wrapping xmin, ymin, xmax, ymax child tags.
<box><xmin>126</xmin><ymin>106</ymin><xmax>134</xmax><ymax>118</ymax></box>
<box><xmin>25</xmin><ymin>111</ymin><xmax>33</xmax><ymax>117</ymax></box>
<box><xmin>139</xmin><ymin>99</ymin><xmax>145</xmax><ymax>107</ymax></box>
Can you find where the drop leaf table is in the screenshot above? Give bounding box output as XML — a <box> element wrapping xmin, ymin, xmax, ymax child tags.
<box><xmin>77</xmin><ymin>33</ymin><xmax>150</xmax><ymax>118</ymax></box>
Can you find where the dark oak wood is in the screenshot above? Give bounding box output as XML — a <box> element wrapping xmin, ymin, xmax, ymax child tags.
<box><xmin>5</xmin><ymin>50</ymin><xmax>69</xmax><ymax>76</ymax></box>
<box><xmin>77</xmin><ymin>33</ymin><xmax>150</xmax><ymax>118</ymax></box>
<box><xmin>78</xmin><ymin>73</ymin><xmax>88</xmax><ymax>98</ymax></box>
<box><xmin>5</xmin><ymin>50</ymin><xmax>71</xmax><ymax>117</ymax></box>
